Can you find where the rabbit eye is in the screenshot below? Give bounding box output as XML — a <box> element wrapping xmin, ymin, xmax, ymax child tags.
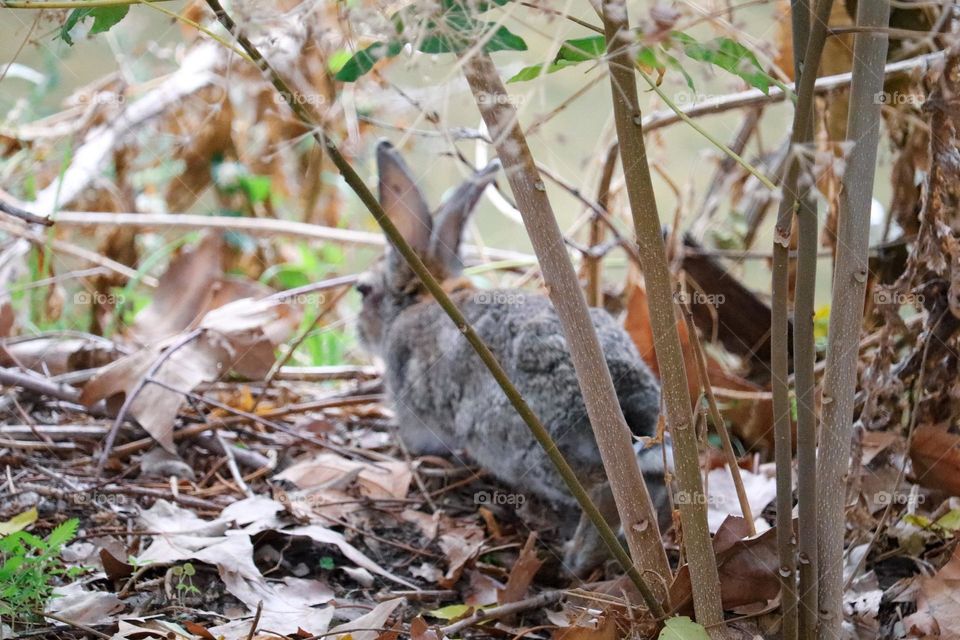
<box><xmin>356</xmin><ymin>282</ymin><xmax>373</xmax><ymax>298</ymax></box>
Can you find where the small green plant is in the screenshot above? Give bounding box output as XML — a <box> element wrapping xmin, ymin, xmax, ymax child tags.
<box><xmin>0</xmin><ymin>518</ymin><xmax>82</xmax><ymax>626</ymax></box>
<box><xmin>171</xmin><ymin>562</ymin><xmax>200</xmax><ymax>601</ymax></box>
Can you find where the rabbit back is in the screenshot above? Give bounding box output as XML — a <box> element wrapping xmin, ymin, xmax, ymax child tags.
<box><xmin>383</xmin><ymin>289</ymin><xmax>661</xmax><ymax>506</ymax></box>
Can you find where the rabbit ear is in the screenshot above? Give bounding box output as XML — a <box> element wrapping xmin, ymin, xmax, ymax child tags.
<box><xmin>377</xmin><ymin>140</ymin><xmax>433</xmax><ymax>260</ymax></box>
<box><xmin>429</xmin><ymin>160</ymin><xmax>500</xmax><ymax>276</ymax></box>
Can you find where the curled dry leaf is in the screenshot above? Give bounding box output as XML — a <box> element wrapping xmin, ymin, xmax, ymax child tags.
<box><xmin>80</xmin><ymin>296</ymin><xmax>298</xmax><ymax>451</ymax></box>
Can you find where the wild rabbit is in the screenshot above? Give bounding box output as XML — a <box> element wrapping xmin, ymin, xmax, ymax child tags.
<box><xmin>357</xmin><ymin>140</ymin><xmax>669</xmax><ymax>575</ymax></box>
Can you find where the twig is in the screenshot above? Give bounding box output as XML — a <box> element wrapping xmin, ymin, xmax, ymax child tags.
<box><xmin>51</xmin><ymin>211</ymin><xmax>532</xmax><ymax>264</ymax></box>
<box><xmin>0</xmin><ymin>197</ymin><xmax>52</xmax><ymax>226</ymax></box>
<box><xmin>246</xmin><ymin>601</ymin><xmax>264</xmax><ymax>640</ymax></box>
<box><xmin>640</xmin><ymin>50</ymin><xmax>945</xmax><ymax>133</ymax></box>
<box><xmin>440</xmin><ymin>589</ymin><xmax>565</xmax><ymax>636</ymax></box>
<box><xmin>38</xmin><ymin>611</ymin><xmax>110</xmax><ymax>639</ymax></box>
<box><xmin>464</xmin><ymin>48</ymin><xmax>670</xmax><ymax>606</ymax></box>
<box><xmin>681</xmin><ymin>306</ymin><xmax>755</xmax><ymax>534</ymax></box>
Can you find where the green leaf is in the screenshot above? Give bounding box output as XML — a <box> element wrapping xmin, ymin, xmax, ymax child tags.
<box><xmin>59</xmin><ymin>6</ymin><xmax>129</xmax><ymax>46</ymax></box>
<box><xmin>507</xmin><ymin>35</ymin><xmax>603</xmax><ymax>82</ymax></box>
<box><xmin>238</xmin><ymin>175</ymin><xmax>272</xmax><ymax>204</ymax></box>
<box><xmin>89</xmin><ymin>6</ymin><xmax>129</xmax><ymax>35</ymax></box>
<box><xmin>672</xmin><ymin>32</ymin><xmax>772</xmax><ymax>93</ymax></box>
<box><xmin>0</xmin><ymin>508</ymin><xmax>38</xmax><ymax>537</ymax></box>
<box><xmin>936</xmin><ymin>509</ymin><xmax>960</xmax><ymax>532</ymax></box>
<box><xmin>659</xmin><ymin>616</ymin><xmax>711</xmax><ymax>639</ymax></box>
<box><xmin>46</xmin><ymin>518</ymin><xmax>79</xmax><ymax>549</ymax></box>
<box><xmin>334</xmin><ymin>40</ymin><xmax>403</xmax><ymax>82</ymax></box>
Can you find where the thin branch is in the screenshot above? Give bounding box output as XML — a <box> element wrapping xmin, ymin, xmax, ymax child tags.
<box><xmin>601</xmin><ymin>0</ymin><xmax>725</xmax><ymax>632</ymax></box>
<box><xmin>462</xmin><ymin>49</ymin><xmax>671</xmax><ymax>605</ymax></box>
<box><xmin>0</xmin><ymin>198</ymin><xmax>52</xmax><ymax>226</ymax></box>
<box><xmin>817</xmin><ymin>1</ymin><xmax>891</xmax><ymax>635</ymax></box>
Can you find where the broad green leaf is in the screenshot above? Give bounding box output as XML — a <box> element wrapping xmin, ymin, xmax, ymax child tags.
<box><xmin>659</xmin><ymin>616</ymin><xmax>711</xmax><ymax>639</ymax></box>
<box><xmin>507</xmin><ymin>35</ymin><xmax>603</xmax><ymax>82</ymax></box>
<box><xmin>89</xmin><ymin>6</ymin><xmax>130</xmax><ymax>35</ymax></box>
<box><xmin>327</xmin><ymin>50</ymin><xmax>354</xmax><ymax>74</ymax></box>
<box><xmin>0</xmin><ymin>508</ymin><xmax>38</xmax><ymax>537</ymax></box>
<box><xmin>59</xmin><ymin>6</ymin><xmax>130</xmax><ymax>45</ymax></box>
<box><xmin>334</xmin><ymin>41</ymin><xmax>403</xmax><ymax>82</ymax></box>
<box><xmin>672</xmin><ymin>32</ymin><xmax>772</xmax><ymax>93</ymax></box>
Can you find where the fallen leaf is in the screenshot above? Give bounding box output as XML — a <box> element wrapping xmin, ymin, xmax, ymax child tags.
<box><xmin>326</xmin><ymin>598</ymin><xmax>403</xmax><ymax>640</ymax></box>
<box><xmin>81</xmin><ymin>297</ymin><xmax>298</xmax><ymax>451</ymax></box>
<box><xmin>910</xmin><ymin>424</ymin><xmax>960</xmax><ymax>495</ymax></box>
<box><xmin>904</xmin><ymin>544</ymin><xmax>960</xmax><ymax>637</ymax></box>
<box><xmin>498</xmin><ymin>533</ymin><xmax>542</xmax><ymax>604</ymax></box>
<box><xmin>0</xmin><ymin>507</ymin><xmax>37</xmax><ymax>535</ymax></box>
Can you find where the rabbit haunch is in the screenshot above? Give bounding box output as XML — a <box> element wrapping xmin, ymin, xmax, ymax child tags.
<box><xmin>357</xmin><ymin>140</ymin><xmax>666</xmax><ymax>574</ymax></box>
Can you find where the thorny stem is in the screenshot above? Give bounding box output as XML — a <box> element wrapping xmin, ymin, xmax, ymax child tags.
<box><xmin>601</xmin><ymin>0</ymin><xmax>726</xmax><ymax>633</ymax></box>
<box><xmin>202</xmin><ymin>0</ymin><xmax>667</xmax><ymax>619</ymax></box>
<box><xmin>817</xmin><ymin>0</ymin><xmax>891</xmax><ymax>635</ymax></box>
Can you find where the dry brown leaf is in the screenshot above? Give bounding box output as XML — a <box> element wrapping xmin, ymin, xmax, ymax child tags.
<box><xmin>910</xmin><ymin>425</ymin><xmax>960</xmax><ymax>496</ymax></box>
<box><xmin>904</xmin><ymin>545</ymin><xmax>960</xmax><ymax>637</ymax></box>
<box><xmin>552</xmin><ymin>615</ymin><xmax>618</xmax><ymax>640</ymax></box>
<box><xmin>81</xmin><ymin>297</ymin><xmax>298</xmax><ymax>451</ymax></box>
<box><xmin>498</xmin><ymin>533</ymin><xmax>542</xmax><ymax>605</ymax></box>
<box><xmin>130</xmin><ymin>233</ymin><xmax>272</xmax><ymax>344</ymax></box>
<box><xmin>277</xmin><ymin>452</ymin><xmax>412</xmax><ymax>519</ymax></box>
<box><xmin>438</xmin><ymin>525</ymin><xmax>486</xmax><ymax>589</ymax></box>
<box><xmin>668</xmin><ymin>517</ymin><xmax>780</xmax><ymax>615</ymax></box>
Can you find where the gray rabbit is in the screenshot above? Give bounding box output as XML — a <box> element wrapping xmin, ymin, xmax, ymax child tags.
<box><xmin>357</xmin><ymin>140</ymin><xmax>668</xmax><ymax>575</ymax></box>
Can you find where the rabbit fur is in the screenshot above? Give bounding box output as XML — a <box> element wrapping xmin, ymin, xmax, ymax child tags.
<box><xmin>357</xmin><ymin>140</ymin><xmax>668</xmax><ymax>575</ymax></box>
